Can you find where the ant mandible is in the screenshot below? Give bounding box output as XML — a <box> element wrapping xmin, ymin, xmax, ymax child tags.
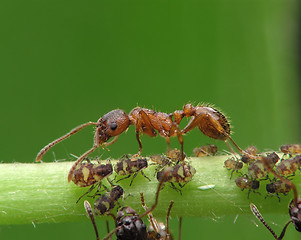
<box><xmin>36</xmin><ymin>104</ymin><xmax>253</xmax><ymax>182</ymax></box>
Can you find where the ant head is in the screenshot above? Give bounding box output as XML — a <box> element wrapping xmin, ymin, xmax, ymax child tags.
<box><xmin>289</xmin><ymin>199</ymin><xmax>301</xmax><ymax>232</ymax></box>
<box><xmin>116</xmin><ymin>207</ymin><xmax>147</xmax><ymax>240</ymax></box>
<box><xmin>96</xmin><ymin>109</ymin><xmax>130</xmax><ymax>144</ymax></box>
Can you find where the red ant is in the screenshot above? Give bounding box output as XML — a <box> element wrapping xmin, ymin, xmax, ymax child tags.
<box><xmin>36</xmin><ymin>104</ymin><xmax>254</xmax><ymax>182</ymax></box>
<box><xmin>250</xmin><ymin>154</ymin><xmax>301</xmax><ymax>239</ymax></box>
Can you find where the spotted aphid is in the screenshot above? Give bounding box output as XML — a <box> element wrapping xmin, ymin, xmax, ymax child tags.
<box><xmin>266</xmin><ymin>179</ymin><xmax>292</xmax><ymax>201</ymax></box>
<box><xmin>114</xmin><ymin>156</ymin><xmax>150</xmax><ymax>186</ymax></box>
<box><xmin>241</xmin><ymin>146</ymin><xmax>258</xmax><ymax>164</ymax></box>
<box><xmin>280</xmin><ymin>144</ymin><xmax>301</xmax><ymax>156</ymax></box>
<box><xmin>276</xmin><ymin>155</ymin><xmax>301</xmax><ymax>177</ymax></box>
<box><xmin>71</xmin><ymin>162</ymin><xmax>113</xmax><ymax>187</ymax></box>
<box><xmin>235</xmin><ymin>175</ymin><xmax>260</xmax><ymax>198</ymax></box>
<box><xmin>193</xmin><ymin>144</ymin><xmax>218</xmax><ymax>157</ymax></box>
<box><xmin>224</xmin><ymin>157</ymin><xmax>243</xmax><ymax>178</ymax></box>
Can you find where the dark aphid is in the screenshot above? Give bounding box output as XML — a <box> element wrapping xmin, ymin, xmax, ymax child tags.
<box><xmin>71</xmin><ymin>162</ymin><xmax>113</xmax><ymax>187</ymax></box>
<box><xmin>241</xmin><ymin>146</ymin><xmax>258</xmax><ymax>164</ymax></box>
<box><xmin>193</xmin><ymin>144</ymin><xmax>218</xmax><ymax>157</ymax></box>
<box><xmin>114</xmin><ymin>156</ymin><xmax>150</xmax><ymax>186</ymax></box>
<box><xmin>276</xmin><ymin>155</ymin><xmax>301</xmax><ymax>177</ymax></box>
<box><xmin>235</xmin><ymin>175</ymin><xmax>260</xmax><ymax>198</ymax></box>
<box><xmin>94</xmin><ymin>185</ymin><xmax>124</xmax><ymax>216</ymax></box>
<box><xmin>280</xmin><ymin>144</ymin><xmax>301</xmax><ymax>156</ymax></box>
<box><xmin>140</xmin><ymin>192</ymin><xmax>174</xmax><ymax>240</ymax></box>
<box><xmin>224</xmin><ymin>157</ymin><xmax>243</xmax><ymax>178</ymax></box>
<box><xmin>266</xmin><ymin>179</ymin><xmax>292</xmax><ymax>201</ymax></box>
<box><xmin>156</xmin><ymin>163</ymin><xmax>196</xmax><ymax>194</ymax></box>
<box><xmin>36</xmin><ymin>104</ymin><xmax>256</xmax><ymax>183</ymax></box>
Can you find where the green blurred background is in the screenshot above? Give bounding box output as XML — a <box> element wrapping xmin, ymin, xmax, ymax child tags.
<box><xmin>0</xmin><ymin>0</ymin><xmax>300</xmax><ymax>239</ymax></box>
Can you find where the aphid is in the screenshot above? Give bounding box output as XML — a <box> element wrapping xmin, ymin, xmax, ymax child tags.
<box><xmin>276</xmin><ymin>155</ymin><xmax>301</xmax><ymax>177</ymax></box>
<box><xmin>235</xmin><ymin>175</ymin><xmax>260</xmax><ymax>198</ymax></box>
<box><xmin>241</xmin><ymin>146</ymin><xmax>258</xmax><ymax>164</ymax></box>
<box><xmin>248</xmin><ymin>152</ymin><xmax>279</xmax><ymax>180</ymax></box>
<box><xmin>266</xmin><ymin>179</ymin><xmax>292</xmax><ymax>201</ymax></box>
<box><xmin>71</xmin><ymin>161</ymin><xmax>113</xmax><ymax>187</ymax></box>
<box><xmin>166</xmin><ymin>148</ymin><xmax>185</xmax><ymax>162</ymax></box>
<box><xmin>193</xmin><ymin>144</ymin><xmax>218</xmax><ymax>157</ymax></box>
<box><xmin>280</xmin><ymin>144</ymin><xmax>301</xmax><ymax>156</ymax></box>
<box><xmin>140</xmin><ymin>192</ymin><xmax>174</xmax><ymax>240</ymax></box>
<box><xmin>114</xmin><ymin>156</ymin><xmax>150</xmax><ymax>186</ymax></box>
<box><xmin>35</xmin><ymin>104</ymin><xmax>254</xmax><ymax>182</ymax></box>
<box><xmin>94</xmin><ymin>185</ymin><xmax>124</xmax><ymax>216</ymax></box>
<box><xmin>156</xmin><ymin>163</ymin><xmax>196</xmax><ymax>194</ymax></box>
<box><xmin>224</xmin><ymin>157</ymin><xmax>243</xmax><ymax>178</ymax></box>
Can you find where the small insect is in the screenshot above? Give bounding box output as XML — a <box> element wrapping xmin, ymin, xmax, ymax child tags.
<box><xmin>266</xmin><ymin>179</ymin><xmax>292</xmax><ymax>201</ymax></box>
<box><xmin>71</xmin><ymin>161</ymin><xmax>113</xmax><ymax>187</ymax></box>
<box><xmin>280</xmin><ymin>144</ymin><xmax>301</xmax><ymax>156</ymax></box>
<box><xmin>35</xmin><ymin>104</ymin><xmax>254</xmax><ymax>182</ymax></box>
<box><xmin>241</xmin><ymin>146</ymin><xmax>258</xmax><ymax>164</ymax></box>
<box><xmin>193</xmin><ymin>144</ymin><xmax>218</xmax><ymax>157</ymax></box>
<box><xmin>166</xmin><ymin>148</ymin><xmax>185</xmax><ymax>162</ymax></box>
<box><xmin>248</xmin><ymin>152</ymin><xmax>279</xmax><ymax>180</ymax></box>
<box><xmin>140</xmin><ymin>192</ymin><xmax>175</xmax><ymax>240</ymax></box>
<box><xmin>114</xmin><ymin>156</ymin><xmax>151</xmax><ymax>186</ymax></box>
<box><xmin>224</xmin><ymin>157</ymin><xmax>243</xmax><ymax>178</ymax></box>
<box><xmin>276</xmin><ymin>155</ymin><xmax>301</xmax><ymax>177</ymax></box>
<box><xmin>235</xmin><ymin>175</ymin><xmax>260</xmax><ymax>198</ymax></box>
<box><xmin>156</xmin><ymin>163</ymin><xmax>196</xmax><ymax>194</ymax></box>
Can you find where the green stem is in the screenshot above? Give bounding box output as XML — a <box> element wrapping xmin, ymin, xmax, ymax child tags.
<box><xmin>0</xmin><ymin>156</ymin><xmax>300</xmax><ymax>225</ymax></box>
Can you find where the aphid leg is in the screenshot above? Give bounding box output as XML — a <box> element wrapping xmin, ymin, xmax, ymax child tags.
<box><xmin>140</xmin><ymin>170</ymin><xmax>151</xmax><ymax>182</ymax></box>
<box><xmin>170</xmin><ymin>182</ymin><xmax>182</xmax><ymax>195</ymax></box>
<box><xmin>76</xmin><ymin>183</ymin><xmax>98</xmax><ymax>204</ymax></box>
<box><xmin>166</xmin><ymin>201</ymin><xmax>174</xmax><ymax>239</ymax></box>
<box><xmin>116</xmin><ymin>174</ymin><xmax>132</xmax><ymax>184</ymax></box>
<box><xmin>36</xmin><ymin>121</ymin><xmax>97</xmax><ymax>162</ymax></box>
<box><xmin>105</xmin><ymin>220</ymin><xmax>111</xmax><ymax>240</ymax></box>
<box><xmin>250</xmin><ymin>203</ymin><xmax>278</xmax><ymax>240</ymax></box>
<box><xmin>84</xmin><ymin>200</ymin><xmax>99</xmax><ymax>240</ymax></box>
<box><xmin>178</xmin><ymin>216</ymin><xmax>182</xmax><ymax>240</ymax></box>
<box><xmin>129</xmin><ymin>172</ymin><xmax>139</xmax><ymax>186</ymax></box>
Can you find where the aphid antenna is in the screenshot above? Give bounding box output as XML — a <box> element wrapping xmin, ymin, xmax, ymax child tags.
<box><xmin>84</xmin><ymin>200</ymin><xmax>100</xmax><ymax>240</ymax></box>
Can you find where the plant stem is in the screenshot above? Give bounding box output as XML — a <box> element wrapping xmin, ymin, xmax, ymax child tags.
<box><xmin>0</xmin><ymin>156</ymin><xmax>300</xmax><ymax>225</ymax></box>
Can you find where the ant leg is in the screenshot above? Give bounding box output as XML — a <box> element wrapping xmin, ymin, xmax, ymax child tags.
<box><xmin>170</xmin><ymin>122</ymin><xmax>184</xmax><ymax>161</ymax></box>
<box><xmin>140</xmin><ymin>193</ymin><xmax>159</xmax><ymax>233</ymax></box>
<box><xmin>36</xmin><ymin>122</ymin><xmax>97</xmax><ymax>162</ymax></box>
<box><xmin>84</xmin><ymin>201</ymin><xmax>100</xmax><ymax>240</ymax></box>
<box><xmin>166</xmin><ymin>137</ymin><xmax>171</xmax><ymax>152</ymax></box>
<box><xmin>134</xmin><ymin>110</ymin><xmax>157</xmax><ymax>156</ymax></box>
<box><xmin>67</xmin><ymin>145</ymin><xmax>98</xmax><ymax>182</ymax></box>
<box><xmin>166</xmin><ymin>201</ymin><xmax>174</xmax><ymax>239</ymax></box>
<box><xmin>250</xmin><ymin>203</ymin><xmax>278</xmax><ymax>240</ymax></box>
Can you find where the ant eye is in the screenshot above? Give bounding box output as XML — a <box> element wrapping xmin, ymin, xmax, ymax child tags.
<box><xmin>111</xmin><ymin>122</ymin><xmax>117</xmax><ymax>130</ymax></box>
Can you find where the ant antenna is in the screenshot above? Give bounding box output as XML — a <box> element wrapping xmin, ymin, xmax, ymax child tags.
<box><xmin>166</xmin><ymin>201</ymin><xmax>174</xmax><ymax>238</ymax></box>
<box><xmin>250</xmin><ymin>203</ymin><xmax>293</xmax><ymax>240</ymax></box>
<box><xmin>84</xmin><ymin>200</ymin><xmax>99</xmax><ymax>240</ymax></box>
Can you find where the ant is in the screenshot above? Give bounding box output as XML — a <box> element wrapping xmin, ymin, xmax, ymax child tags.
<box><xmin>249</xmin><ymin>152</ymin><xmax>301</xmax><ymax>239</ymax></box>
<box><xmin>193</xmin><ymin>144</ymin><xmax>218</xmax><ymax>157</ymax></box>
<box><xmin>36</xmin><ymin>104</ymin><xmax>255</xmax><ymax>182</ymax></box>
<box><xmin>84</xmin><ymin>168</ymin><xmax>171</xmax><ymax>240</ymax></box>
